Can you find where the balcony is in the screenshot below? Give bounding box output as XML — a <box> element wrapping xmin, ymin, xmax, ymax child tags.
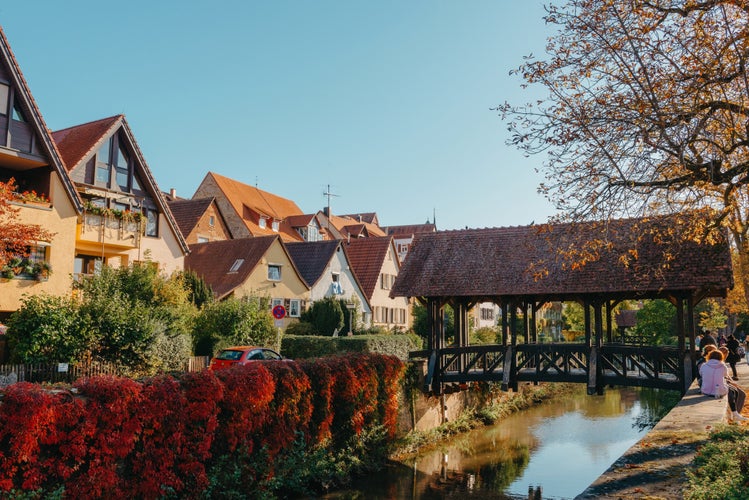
<box><xmin>78</xmin><ymin>210</ymin><xmax>142</xmax><ymax>250</ymax></box>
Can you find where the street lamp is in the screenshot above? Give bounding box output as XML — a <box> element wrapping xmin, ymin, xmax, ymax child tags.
<box><xmin>345</xmin><ymin>302</ymin><xmax>356</xmax><ymax>336</ymax></box>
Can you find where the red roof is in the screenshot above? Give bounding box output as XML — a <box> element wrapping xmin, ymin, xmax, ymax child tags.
<box><xmin>344</xmin><ymin>236</ymin><xmax>396</xmax><ymax>299</ymax></box>
<box><xmin>51</xmin><ymin>115</ymin><xmax>120</xmax><ymax>171</ymax></box>
<box><xmin>168</xmin><ymin>197</ymin><xmax>216</xmax><ymax>239</ymax></box>
<box><xmin>185</xmin><ymin>236</ymin><xmax>279</xmax><ymax>299</ymax></box>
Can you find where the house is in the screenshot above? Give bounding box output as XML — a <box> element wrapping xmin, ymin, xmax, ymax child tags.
<box><xmin>0</xmin><ymin>27</ymin><xmax>82</xmax><ymax>319</ymax></box>
<box><xmin>344</xmin><ymin>236</ymin><xmax>410</xmax><ymax>330</ymax></box>
<box><xmin>185</xmin><ymin>236</ymin><xmax>310</xmax><ymax>328</ymax></box>
<box><xmin>382</xmin><ymin>221</ymin><xmax>437</xmax><ymax>262</ymax></box>
<box><xmin>168</xmin><ymin>197</ymin><xmax>232</xmax><ymax>245</ymax></box>
<box><xmin>52</xmin><ymin>115</ymin><xmax>188</xmax><ymax>275</ymax></box>
<box><xmin>326</xmin><ymin>212</ymin><xmax>386</xmax><ymax>239</ymax></box>
<box><xmin>286</xmin><ymin>240</ymin><xmax>372</xmax><ymax>328</ymax></box>
<box><xmin>286</xmin><ymin>211</ymin><xmax>342</xmax><ymax>241</ymax></box>
<box><xmin>192</xmin><ymin>172</ymin><xmax>307</xmax><ymax>242</ymax></box>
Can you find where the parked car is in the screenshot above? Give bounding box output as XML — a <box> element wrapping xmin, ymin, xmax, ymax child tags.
<box><xmin>208</xmin><ymin>346</ymin><xmax>284</xmax><ymax>370</ymax></box>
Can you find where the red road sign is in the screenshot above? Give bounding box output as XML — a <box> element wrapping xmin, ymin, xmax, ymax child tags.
<box><xmin>272</xmin><ymin>305</ymin><xmax>286</xmax><ymax>319</ymax></box>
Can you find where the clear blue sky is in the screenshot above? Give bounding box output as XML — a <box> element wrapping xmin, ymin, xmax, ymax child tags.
<box><xmin>1</xmin><ymin>1</ymin><xmax>556</xmax><ymax>231</ymax></box>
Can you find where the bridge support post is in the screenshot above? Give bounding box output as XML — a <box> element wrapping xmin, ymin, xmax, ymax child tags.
<box><xmin>502</xmin><ymin>344</ymin><xmax>514</xmax><ymax>392</ymax></box>
<box><xmin>587</xmin><ymin>346</ymin><xmax>598</xmax><ymax>395</ymax></box>
<box><xmin>682</xmin><ymin>351</ymin><xmax>693</xmax><ymax>395</ymax></box>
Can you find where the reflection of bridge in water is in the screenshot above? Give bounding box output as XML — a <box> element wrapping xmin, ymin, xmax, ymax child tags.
<box><xmin>391</xmin><ymin>216</ymin><xmax>734</xmax><ymax>396</ymax></box>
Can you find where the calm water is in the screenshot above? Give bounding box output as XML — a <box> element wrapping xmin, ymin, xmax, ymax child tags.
<box><xmin>324</xmin><ymin>386</ymin><xmax>679</xmax><ymax>500</ymax></box>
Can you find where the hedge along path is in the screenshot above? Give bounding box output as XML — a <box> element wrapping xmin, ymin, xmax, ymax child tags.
<box><xmin>0</xmin><ymin>353</ymin><xmax>405</xmax><ymax>499</ymax></box>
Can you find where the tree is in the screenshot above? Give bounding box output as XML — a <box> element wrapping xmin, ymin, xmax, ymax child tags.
<box><xmin>502</xmin><ymin>0</ymin><xmax>749</xmax><ymax>302</ymax></box>
<box><xmin>0</xmin><ymin>178</ymin><xmax>53</xmax><ymax>267</ymax></box>
<box><xmin>634</xmin><ymin>299</ymin><xmax>677</xmax><ymax>346</ymax></box>
<box><xmin>192</xmin><ymin>296</ymin><xmax>275</xmax><ymax>356</ymax></box>
<box><xmin>698</xmin><ymin>298</ymin><xmax>729</xmax><ymax>333</ymax></box>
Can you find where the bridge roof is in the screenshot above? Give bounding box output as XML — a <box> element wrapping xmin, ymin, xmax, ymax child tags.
<box><xmin>390</xmin><ymin>215</ymin><xmax>733</xmax><ymax>300</ymax></box>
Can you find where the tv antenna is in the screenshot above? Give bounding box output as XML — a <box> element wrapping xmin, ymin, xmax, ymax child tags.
<box><xmin>323</xmin><ymin>184</ymin><xmax>339</xmax><ymax>216</ymax></box>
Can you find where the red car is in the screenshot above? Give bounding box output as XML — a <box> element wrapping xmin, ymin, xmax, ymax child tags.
<box><xmin>208</xmin><ymin>346</ymin><xmax>284</xmax><ymax>370</ymax></box>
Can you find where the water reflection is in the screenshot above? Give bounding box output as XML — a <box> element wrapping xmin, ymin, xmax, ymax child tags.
<box><xmin>323</xmin><ymin>386</ymin><xmax>679</xmax><ymax>500</ymax></box>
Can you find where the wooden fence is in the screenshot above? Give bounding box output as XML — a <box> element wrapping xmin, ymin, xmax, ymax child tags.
<box><xmin>0</xmin><ymin>356</ymin><xmax>211</xmax><ymax>388</ymax></box>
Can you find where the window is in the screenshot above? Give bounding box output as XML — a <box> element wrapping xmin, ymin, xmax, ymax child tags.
<box><xmin>481</xmin><ymin>307</ymin><xmax>494</xmax><ymax>321</ymax></box>
<box><xmin>288</xmin><ymin>299</ymin><xmax>300</xmax><ymax>317</ymax></box>
<box><xmin>197</xmin><ymin>236</ymin><xmax>209</xmax><ymax>243</ymax></box>
<box><xmin>271</xmin><ymin>220</ymin><xmax>279</xmax><ymax>232</ymax></box>
<box><xmin>0</xmin><ymin>83</ymin><xmax>8</xmax><ymax>115</ymax></box>
<box><xmin>209</xmin><ymin>215</ymin><xmax>215</xmax><ymax>227</ymax></box>
<box><xmin>268</xmin><ymin>264</ymin><xmax>281</xmax><ymax>281</ymax></box>
<box><xmin>145</xmin><ymin>208</ymin><xmax>158</xmax><ymax>237</ymax></box>
<box><xmin>259</xmin><ymin>217</ymin><xmax>267</xmax><ymax>229</ymax></box>
<box><xmin>308</xmin><ymin>225</ymin><xmax>319</xmax><ymax>241</ymax></box>
<box><xmin>96</xmin><ymin>138</ymin><xmax>112</xmax><ymax>185</ymax></box>
<box><xmin>115</xmin><ymin>146</ymin><xmax>129</xmax><ymax>190</ymax></box>
<box><xmin>11</xmin><ymin>102</ymin><xmax>26</xmax><ymax>122</ymax></box>
<box><xmin>332</xmin><ymin>273</ymin><xmax>339</xmax><ymax>282</ymax></box>
<box><xmin>228</xmin><ymin>259</ymin><xmax>244</xmax><ymax>273</ymax></box>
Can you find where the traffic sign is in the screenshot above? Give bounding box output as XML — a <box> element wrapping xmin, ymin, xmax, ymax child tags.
<box><xmin>272</xmin><ymin>304</ymin><xmax>286</xmax><ymax>319</ymax></box>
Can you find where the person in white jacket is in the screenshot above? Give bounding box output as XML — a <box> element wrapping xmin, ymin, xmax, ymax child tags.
<box><xmin>701</xmin><ymin>350</ymin><xmax>748</xmax><ymax>422</ymax></box>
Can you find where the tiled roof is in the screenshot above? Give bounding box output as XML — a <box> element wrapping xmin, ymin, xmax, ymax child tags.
<box><xmin>185</xmin><ymin>236</ymin><xmax>278</xmax><ymax>299</ymax></box>
<box><xmin>206</xmin><ymin>172</ymin><xmax>304</xmax><ymax>242</ymax></box>
<box><xmin>342</xmin><ymin>212</ymin><xmax>379</xmax><ymax>225</ymax></box>
<box><xmin>167</xmin><ymin>197</ymin><xmax>215</xmax><ymax>239</ymax></box>
<box><xmin>286</xmin><ymin>214</ymin><xmax>315</xmax><ymax>228</ymax></box>
<box><xmin>344</xmin><ymin>236</ymin><xmax>396</xmax><ymax>299</ymax></box>
<box><xmin>383</xmin><ymin>223</ymin><xmax>437</xmax><ymax>236</ymax></box>
<box><xmin>285</xmin><ymin>240</ymin><xmax>341</xmax><ymax>287</ymax></box>
<box><xmin>52</xmin><ymin>115</ymin><xmax>189</xmax><ymax>254</ymax></box>
<box><xmin>327</xmin><ymin>213</ymin><xmax>386</xmax><ymax>238</ymax></box>
<box><xmin>51</xmin><ymin>115</ymin><xmax>120</xmax><ymax>171</ymax></box>
<box><xmin>0</xmin><ymin>26</ymin><xmax>82</xmax><ymax>212</ymax></box>
<box><xmin>391</xmin><ymin>216</ymin><xmax>734</xmax><ymax>299</ymax></box>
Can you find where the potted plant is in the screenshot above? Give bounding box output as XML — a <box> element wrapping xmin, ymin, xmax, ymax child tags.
<box><xmin>32</xmin><ymin>261</ymin><xmax>52</xmax><ymax>281</ymax></box>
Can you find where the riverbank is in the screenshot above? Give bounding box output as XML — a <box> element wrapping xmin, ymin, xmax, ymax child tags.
<box><xmin>576</xmin><ymin>361</ymin><xmax>749</xmax><ymax>499</ymax></box>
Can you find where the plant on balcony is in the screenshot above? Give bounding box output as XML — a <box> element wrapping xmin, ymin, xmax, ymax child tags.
<box><xmin>14</xmin><ymin>190</ymin><xmax>50</xmax><ymax>205</ymax></box>
<box><xmin>84</xmin><ymin>202</ymin><xmax>144</xmax><ymax>223</ymax></box>
<box><xmin>32</xmin><ymin>261</ymin><xmax>52</xmax><ymax>281</ymax></box>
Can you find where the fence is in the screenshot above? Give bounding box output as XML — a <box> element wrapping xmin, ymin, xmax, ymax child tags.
<box><xmin>0</xmin><ymin>356</ymin><xmax>211</xmax><ymax>388</ymax></box>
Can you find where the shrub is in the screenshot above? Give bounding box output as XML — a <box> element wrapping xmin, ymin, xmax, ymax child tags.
<box><xmin>193</xmin><ymin>296</ymin><xmax>275</xmax><ymax>356</ymax></box>
<box><xmin>300</xmin><ymin>297</ymin><xmax>344</xmax><ymax>336</ymax></box>
<box><xmin>284</xmin><ymin>321</ymin><xmax>318</xmax><ymax>336</ymax></box>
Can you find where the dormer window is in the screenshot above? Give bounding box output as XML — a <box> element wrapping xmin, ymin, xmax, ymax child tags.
<box><xmin>259</xmin><ymin>217</ymin><xmax>267</xmax><ymax>229</ymax></box>
<box><xmin>271</xmin><ymin>220</ymin><xmax>279</xmax><ymax>232</ymax></box>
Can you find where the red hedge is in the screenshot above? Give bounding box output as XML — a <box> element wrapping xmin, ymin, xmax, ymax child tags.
<box><xmin>0</xmin><ymin>353</ymin><xmax>404</xmax><ymax>498</ymax></box>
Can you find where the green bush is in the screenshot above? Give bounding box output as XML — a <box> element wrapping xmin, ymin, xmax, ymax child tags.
<box><xmin>471</xmin><ymin>327</ymin><xmax>499</xmax><ymax>345</ymax></box>
<box><xmin>282</xmin><ymin>334</ymin><xmax>421</xmax><ymax>360</ymax></box>
<box><xmin>284</xmin><ymin>321</ymin><xmax>319</xmax><ymax>336</ymax></box>
<box><xmin>193</xmin><ymin>296</ymin><xmax>275</xmax><ymax>356</ymax></box>
<box><xmin>300</xmin><ymin>297</ymin><xmax>344</xmax><ymax>336</ymax></box>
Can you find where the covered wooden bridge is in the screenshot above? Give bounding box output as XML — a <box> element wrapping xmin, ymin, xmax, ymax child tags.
<box><xmin>390</xmin><ymin>216</ymin><xmax>734</xmax><ymax>395</ymax></box>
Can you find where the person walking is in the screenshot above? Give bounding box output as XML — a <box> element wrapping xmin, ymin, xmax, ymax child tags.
<box><xmin>726</xmin><ymin>334</ymin><xmax>741</xmax><ymax>380</ymax></box>
<box><xmin>699</xmin><ymin>331</ymin><xmax>717</xmax><ymax>351</ymax></box>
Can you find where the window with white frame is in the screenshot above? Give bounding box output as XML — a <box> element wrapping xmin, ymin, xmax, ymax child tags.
<box><xmin>288</xmin><ymin>299</ymin><xmax>300</xmax><ymax>317</ymax></box>
<box><xmin>271</xmin><ymin>220</ymin><xmax>279</xmax><ymax>232</ymax></box>
<box><xmin>268</xmin><ymin>264</ymin><xmax>281</xmax><ymax>281</ymax></box>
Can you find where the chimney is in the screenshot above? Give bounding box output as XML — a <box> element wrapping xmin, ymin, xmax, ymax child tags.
<box><xmin>169</xmin><ymin>188</ymin><xmax>177</xmax><ymax>200</ymax></box>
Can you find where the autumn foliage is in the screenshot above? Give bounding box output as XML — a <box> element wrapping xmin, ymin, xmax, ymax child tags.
<box><xmin>0</xmin><ymin>178</ymin><xmax>53</xmax><ymax>268</ymax></box>
<box><xmin>0</xmin><ymin>353</ymin><xmax>405</xmax><ymax>498</ymax></box>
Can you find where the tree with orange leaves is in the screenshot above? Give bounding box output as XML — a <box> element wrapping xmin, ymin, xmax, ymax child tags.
<box><xmin>502</xmin><ymin>0</ymin><xmax>749</xmax><ymax>305</ymax></box>
<box><xmin>0</xmin><ymin>178</ymin><xmax>52</xmax><ymax>268</ymax></box>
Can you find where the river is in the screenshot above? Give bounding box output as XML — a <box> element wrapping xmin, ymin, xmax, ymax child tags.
<box><xmin>323</xmin><ymin>385</ymin><xmax>680</xmax><ymax>499</ymax></box>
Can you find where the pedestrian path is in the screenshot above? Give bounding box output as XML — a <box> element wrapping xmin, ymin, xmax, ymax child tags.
<box><xmin>576</xmin><ymin>357</ymin><xmax>749</xmax><ymax>499</ymax></box>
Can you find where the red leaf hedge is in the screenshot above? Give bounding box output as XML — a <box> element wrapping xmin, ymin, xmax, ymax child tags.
<box><xmin>0</xmin><ymin>353</ymin><xmax>404</xmax><ymax>498</ymax></box>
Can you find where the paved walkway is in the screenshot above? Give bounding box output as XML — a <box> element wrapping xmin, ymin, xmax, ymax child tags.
<box><xmin>576</xmin><ymin>356</ymin><xmax>749</xmax><ymax>499</ymax></box>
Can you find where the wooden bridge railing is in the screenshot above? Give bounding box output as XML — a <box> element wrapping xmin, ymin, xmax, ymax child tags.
<box><xmin>411</xmin><ymin>342</ymin><xmax>688</xmax><ymax>395</ymax></box>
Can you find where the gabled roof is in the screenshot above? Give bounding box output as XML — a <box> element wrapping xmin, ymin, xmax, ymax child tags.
<box><xmin>327</xmin><ymin>213</ymin><xmax>386</xmax><ymax>238</ymax></box>
<box><xmin>286</xmin><ymin>214</ymin><xmax>315</xmax><ymax>228</ymax></box>
<box><xmin>0</xmin><ymin>27</ymin><xmax>82</xmax><ymax>212</ymax></box>
<box><xmin>185</xmin><ymin>236</ymin><xmax>285</xmax><ymax>299</ymax></box>
<box><xmin>285</xmin><ymin>240</ymin><xmax>341</xmax><ymax>287</ymax></box>
<box><xmin>201</xmin><ymin>172</ymin><xmax>305</xmax><ymax>242</ymax></box>
<box><xmin>342</xmin><ymin>212</ymin><xmax>379</xmax><ymax>226</ymax></box>
<box><xmin>391</xmin><ymin>216</ymin><xmax>734</xmax><ymax>300</ymax></box>
<box><xmin>52</xmin><ymin>115</ymin><xmax>190</xmax><ymax>254</ymax></box>
<box><xmin>384</xmin><ymin>223</ymin><xmax>437</xmax><ymax>237</ymax></box>
<box><xmin>52</xmin><ymin>115</ymin><xmax>120</xmax><ymax>172</ymax></box>
<box><xmin>168</xmin><ymin>197</ymin><xmax>217</xmax><ymax>240</ymax></box>
<box><xmin>344</xmin><ymin>236</ymin><xmax>398</xmax><ymax>299</ymax></box>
